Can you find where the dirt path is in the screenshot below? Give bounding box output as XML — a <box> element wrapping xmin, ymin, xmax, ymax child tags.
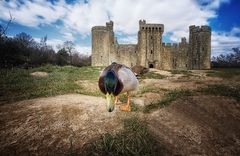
<box><xmin>1</xmin><ymin>94</ymin><xmax>239</xmax><ymax>155</ymax></box>
<box><xmin>147</xmin><ymin>95</ymin><xmax>240</xmax><ymax>156</ymax></box>
<box><xmin>0</xmin><ymin>94</ymin><xmax>127</xmax><ymax>155</ymax></box>
<box><xmin>1</xmin><ymin>69</ymin><xmax>239</xmax><ymax>155</ymax></box>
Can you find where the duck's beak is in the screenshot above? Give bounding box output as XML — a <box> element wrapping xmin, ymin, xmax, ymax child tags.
<box><xmin>106</xmin><ymin>93</ymin><xmax>115</xmax><ymax>112</ymax></box>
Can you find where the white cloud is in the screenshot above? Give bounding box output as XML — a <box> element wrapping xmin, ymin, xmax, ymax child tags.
<box><xmin>212</xmin><ymin>27</ymin><xmax>240</xmax><ymax>56</ymax></box>
<box><xmin>0</xmin><ymin>0</ymin><xmax>68</xmax><ymax>27</ymax></box>
<box><xmin>0</xmin><ymin>0</ymin><xmax>237</xmax><ymax>56</ymax></box>
<box><xmin>198</xmin><ymin>0</ymin><xmax>230</xmax><ymax>9</ymax></box>
<box><xmin>0</xmin><ymin>0</ymin><xmax>218</xmax><ymax>37</ymax></box>
<box><xmin>62</xmin><ymin>0</ymin><xmax>217</xmax><ymax>38</ymax></box>
<box><xmin>75</xmin><ymin>45</ymin><xmax>91</xmax><ymax>56</ymax></box>
<box><xmin>62</xmin><ymin>32</ymin><xmax>75</xmax><ymax>41</ymax></box>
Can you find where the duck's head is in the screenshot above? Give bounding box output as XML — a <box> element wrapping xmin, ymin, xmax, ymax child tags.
<box><xmin>103</xmin><ymin>70</ymin><xmax>118</xmax><ymax>112</ymax></box>
<box><xmin>99</xmin><ymin>64</ymin><xmax>124</xmax><ymax>112</ymax></box>
<box><xmin>105</xmin><ymin>92</ymin><xmax>115</xmax><ymax>112</ymax></box>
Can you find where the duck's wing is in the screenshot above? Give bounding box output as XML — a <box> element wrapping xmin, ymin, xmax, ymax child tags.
<box><xmin>118</xmin><ymin>66</ymin><xmax>139</xmax><ymax>93</ymax></box>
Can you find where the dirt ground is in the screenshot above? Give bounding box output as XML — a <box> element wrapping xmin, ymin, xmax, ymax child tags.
<box><xmin>0</xmin><ymin>94</ymin><xmax>126</xmax><ymax>155</ymax></box>
<box><xmin>147</xmin><ymin>95</ymin><xmax>240</xmax><ymax>156</ymax></box>
<box><xmin>0</xmin><ymin>69</ymin><xmax>240</xmax><ymax>155</ymax></box>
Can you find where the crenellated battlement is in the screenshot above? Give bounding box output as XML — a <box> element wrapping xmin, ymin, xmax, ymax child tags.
<box><xmin>91</xmin><ymin>26</ymin><xmax>107</xmax><ymax>31</ymax></box>
<box><xmin>189</xmin><ymin>25</ymin><xmax>211</xmax><ymax>33</ymax></box>
<box><xmin>139</xmin><ymin>20</ymin><xmax>164</xmax><ymax>32</ymax></box>
<box><xmin>91</xmin><ymin>19</ymin><xmax>211</xmax><ymax>70</ymax></box>
<box><xmin>91</xmin><ymin>21</ymin><xmax>114</xmax><ymax>32</ymax></box>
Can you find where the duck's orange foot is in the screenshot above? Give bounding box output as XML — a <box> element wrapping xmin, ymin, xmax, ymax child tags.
<box><xmin>120</xmin><ymin>104</ymin><xmax>131</xmax><ymax>112</ymax></box>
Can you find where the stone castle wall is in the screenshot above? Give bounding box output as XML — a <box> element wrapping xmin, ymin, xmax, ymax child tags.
<box><xmin>91</xmin><ymin>20</ymin><xmax>211</xmax><ymax>70</ymax></box>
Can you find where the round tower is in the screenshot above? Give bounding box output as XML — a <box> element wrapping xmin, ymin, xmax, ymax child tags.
<box><xmin>200</xmin><ymin>25</ymin><xmax>211</xmax><ymax>69</ymax></box>
<box><xmin>91</xmin><ymin>25</ymin><xmax>112</xmax><ymax>66</ymax></box>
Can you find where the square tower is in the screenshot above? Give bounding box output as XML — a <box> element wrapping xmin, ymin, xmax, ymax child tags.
<box><xmin>138</xmin><ymin>20</ymin><xmax>164</xmax><ymax>68</ymax></box>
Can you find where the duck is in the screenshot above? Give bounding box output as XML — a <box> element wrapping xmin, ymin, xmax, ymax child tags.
<box><xmin>98</xmin><ymin>63</ymin><xmax>139</xmax><ymax>112</ymax></box>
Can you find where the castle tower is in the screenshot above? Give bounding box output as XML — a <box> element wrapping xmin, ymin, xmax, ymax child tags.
<box><xmin>138</xmin><ymin>20</ymin><xmax>164</xmax><ymax>68</ymax></box>
<box><xmin>188</xmin><ymin>25</ymin><xmax>211</xmax><ymax>69</ymax></box>
<box><xmin>91</xmin><ymin>21</ymin><xmax>114</xmax><ymax>66</ymax></box>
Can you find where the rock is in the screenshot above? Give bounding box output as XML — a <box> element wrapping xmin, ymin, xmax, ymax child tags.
<box><xmin>30</xmin><ymin>72</ymin><xmax>48</xmax><ymax>77</ymax></box>
<box><xmin>131</xmin><ymin>65</ymin><xmax>149</xmax><ymax>75</ymax></box>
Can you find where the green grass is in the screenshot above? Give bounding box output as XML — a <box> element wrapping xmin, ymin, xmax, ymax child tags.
<box><xmin>143</xmin><ymin>89</ymin><xmax>193</xmax><ymax>113</ymax></box>
<box><xmin>82</xmin><ymin>117</ymin><xmax>167</xmax><ymax>156</ymax></box>
<box><xmin>0</xmin><ymin>65</ymin><xmax>104</xmax><ymax>103</ymax></box>
<box><xmin>206</xmin><ymin>68</ymin><xmax>240</xmax><ymax>78</ymax></box>
<box><xmin>198</xmin><ymin>84</ymin><xmax>240</xmax><ymax>101</ymax></box>
<box><xmin>169</xmin><ymin>70</ymin><xmax>192</xmax><ymax>75</ymax></box>
<box><xmin>141</xmin><ymin>71</ymin><xmax>165</xmax><ymax>79</ymax></box>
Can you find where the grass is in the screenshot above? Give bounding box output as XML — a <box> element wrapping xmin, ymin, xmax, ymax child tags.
<box><xmin>143</xmin><ymin>84</ymin><xmax>240</xmax><ymax>113</ymax></box>
<box><xmin>198</xmin><ymin>84</ymin><xmax>240</xmax><ymax>101</ymax></box>
<box><xmin>141</xmin><ymin>71</ymin><xmax>165</xmax><ymax>79</ymax></box>
<box><xmin>0</xmin><ymin>64</ymin><xmax>104</xmax><ymax>103</ymax></box>
<box><xmin>139</xmin><ymin>86</ymin><xmax>168</xmax><ymax>95</ymax></box>
<box><xmin>143</xmin><ymin>89</ymin><xmax>193</xmax><ymax>113</ymax></box>
<box><xmin>169</xmin><ymin>70</ymin><xmax>192</xmax><ymax>75</ymax></box>
<box><xmin>206</xmin><ymin>68</ymin><xmax>240</xmax><ymax>78</ymax></box>
<box><xmin>82</xmin><ymin>117</ymin><xmax>167</xmax><ymax>156</ymax></box>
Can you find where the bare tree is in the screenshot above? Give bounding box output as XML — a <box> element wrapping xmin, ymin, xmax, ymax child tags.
<box><xmin>0</xmin><ymin>11</ymin><xmax>14</xmax><ymax>38</ymax></box>
<box><xmin>63</xmin><ymin>41</ymin><xmax>75</xmax><ymax>64</ymax></box>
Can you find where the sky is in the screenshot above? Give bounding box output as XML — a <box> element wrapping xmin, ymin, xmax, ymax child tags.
<box><xmin>0</xmin><ymin>0</ymin><xmax>240</xmax><ymax>56</ymax></box>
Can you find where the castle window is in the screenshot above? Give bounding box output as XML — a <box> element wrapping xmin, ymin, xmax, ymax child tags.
<box><xmin>151</xmin><ymin>36</ymin><xmax>153</xmax><ymax>39</ymax></box>
<box><xmin>151</xmin><ymin>50</ymin><xmax>153</xmax><ymax>54</ymax></box>
<box><xmin>186</xmin><ymin>64</ymin><xmax>187</xmax><ymax>67</ymax></box>
<box><xmin>135</xmin><ymin>51</ymin><xmax>136</xmax><ymax>53</ymax></box>
<box><xmin>202</xmin><ymin>47</ymin><xmax>204</xmax><ymax>51</ymax></box>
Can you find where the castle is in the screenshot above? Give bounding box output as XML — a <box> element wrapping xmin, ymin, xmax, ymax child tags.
<box><xmin>91</xmin><ymin>20</ymin><xmax>211</xmax><ymax>70</ymax></box>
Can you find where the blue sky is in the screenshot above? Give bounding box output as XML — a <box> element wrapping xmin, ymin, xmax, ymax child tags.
<box><xmin>0</xmin><ymin>0</ymin><xmax>240</xmax><ymax>56</ymax></box>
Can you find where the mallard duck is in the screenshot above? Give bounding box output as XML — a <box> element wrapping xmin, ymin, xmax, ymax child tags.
<box><xmin>98</xmin><ymin>63</ymin><xmax>139</xmax><ymax>112</ymax></box>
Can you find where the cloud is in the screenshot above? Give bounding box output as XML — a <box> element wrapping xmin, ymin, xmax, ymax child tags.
<box><xmin>0</xmin><ymin>0</ymin><xmax>68</xmax><ymax>27</ymax></box>
<box><xmin>62</xmin><ymin>32</ymin><xmax>75</xmax><ymax>41</ymax></box>
<box><xmin>212</xmin><ymin>27</ymin><xmax>240</xmax><ymax>56</ymax></box>
<box><xmin>75</xmin><ymin>45</ymin><xmax>91</xmax><ymax>56</ymax></box>
<box><xmin>198</xmin><ymin>0</ymin><xmax>230</xmax><ymax>9</ymax></box>
<box><xmin>0</xmin><ymin>0</ymin><xmax>236</xmax><ymax>56</ymax></box>
<box><xmin>62</xmin><ymin>0</ymin><xmax>217</xmax><ymax>38</ymax></box>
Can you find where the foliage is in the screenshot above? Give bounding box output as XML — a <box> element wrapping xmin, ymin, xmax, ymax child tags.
<box><xmin>0</xmin><ymin>33</ymin><xmax>91</xmax><ymax>68</ymax></box>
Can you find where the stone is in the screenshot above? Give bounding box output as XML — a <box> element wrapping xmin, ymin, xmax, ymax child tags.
<box><xmin>91</xmin><ymin>20</ymin><xmax>211</xmax><ymax>70</ymax></box>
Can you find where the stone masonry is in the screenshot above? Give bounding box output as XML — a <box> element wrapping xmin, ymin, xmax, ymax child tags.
<box><xmin>91</xmin><ymin>20</ymin><xmax>211</xmax><ymax>70</ymax></box>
